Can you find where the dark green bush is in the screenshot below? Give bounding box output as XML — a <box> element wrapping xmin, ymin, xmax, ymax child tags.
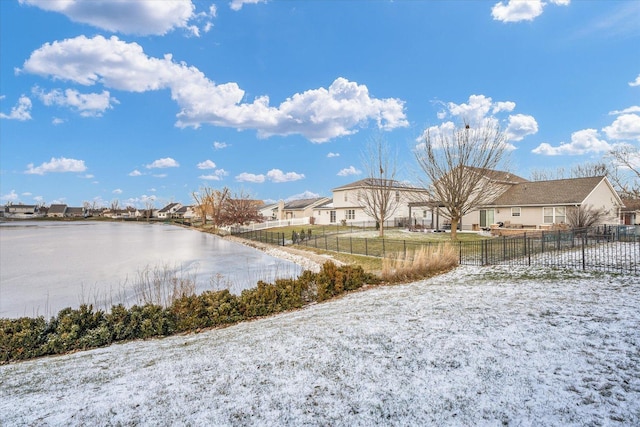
<box><xmin>316</xmin><ymin>262</ymin><xmax>377</xmax><ymax>302</ymax></box>
<box><xmin>1</xmin><ymin>262</ymin><xmax>377</xmax><ymax>363</ymax></box>
<box><xmin>0</xmin><ymin>316</ymin><xmax>47</xmax><ymax>362</ymax></box>
<box><xmin>171</xmin><ymin>289</ymin><xmax>243</xmax><ymax>331</ymax></box>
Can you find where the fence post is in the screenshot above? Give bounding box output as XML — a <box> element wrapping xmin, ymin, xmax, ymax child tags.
<box><xmin>382</xmin><ymin>238</ymin><xmax>386</xmax><ymax>257</ymax></box>
<box><xmin>336</xmin><ymin>236</ymin><xmax>339</xmax><ymax>253</ymax></box>
<box><xmin>350</xmin><ymin>237</ymin><xmax>353</xmax><ymax>254</ymax></box>
<box><xmin>365</xmin><ymin>238</ymin><xmax>368</xmax><ymax>256</ymax></box>
<box><xmin>581</xmin><ymin>232</ymin><xmax>586</xmax><ymax>270</ymax></box>
<box><xmin>503</xmin><ymin>236</ymin><xmax>506</xmax><ymax>262</ymax></box>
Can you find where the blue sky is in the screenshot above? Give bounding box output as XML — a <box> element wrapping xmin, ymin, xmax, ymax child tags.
<box><xmin>1</xmin><ymin>0</ymin><xmax>639</xmax><ymax>208</ymax></box>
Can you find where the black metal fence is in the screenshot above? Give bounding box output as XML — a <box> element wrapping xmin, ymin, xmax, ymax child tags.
<box><xmin>458</xmin><ymin>226</ymin><xmax>639</xmax><ymax>273</ymax></box>
<box><xmin>232</xmin><ymin>225</ymin><xmax>639</xmax><ymax>274</ymax></box>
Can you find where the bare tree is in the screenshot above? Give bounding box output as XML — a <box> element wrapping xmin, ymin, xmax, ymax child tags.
<box><xmin>357</xmin><ymin>136</ymin><xmax>401</xmax><ymax>237</ymax></box>
<box><xmin>192</xmin><ymin>186</ymin><xmax>230</xmax><ymax>230</ymax></box>
<box><xmin>566</xmin><ymin>204</ymin><xmax>609</xmax><ymax>228</ymax></box>
<box><xmin>608</xmin><ymin>144</ymin><xmax>640</xmax><ymax>198</ymax></box>
<box><xmin>221</xmin><ymin>189</ymin><xmax>264</xmax><ymax>226</ymax></box>
<box><xmin>415</xmin><ymin>121</ymin><xmax>510</xmax><ymax>240</ymax></box>
<box><xmin>144</xmin><ymin>198</ymin><xmax>155</xmax><ymax>220</ymax></box>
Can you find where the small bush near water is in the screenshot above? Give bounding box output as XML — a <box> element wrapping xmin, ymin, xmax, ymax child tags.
<box><xmin>1</xmin><ymin>262</ymin><xmax>379</xmax><ymax>363</ymax></box>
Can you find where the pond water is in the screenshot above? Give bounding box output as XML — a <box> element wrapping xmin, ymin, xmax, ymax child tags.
<box><xmin>0</xmin><ymin>221</ymin><xmax>301</xmax><ymax>318</ymax></box>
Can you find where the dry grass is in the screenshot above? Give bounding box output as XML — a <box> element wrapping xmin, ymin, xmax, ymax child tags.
<box><xmin>133</xmin><ymin>264</ymin><xmax>197</xmax><ymax>306</ymax></box>
<box><xmin>381</xmin><ymin>243</ymin><xmax>459</xmax><ymax>282</ymax></box>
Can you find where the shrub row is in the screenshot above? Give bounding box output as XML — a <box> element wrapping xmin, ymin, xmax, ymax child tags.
<box><xmin>1</xmin><ymin>262</ymin><xmax>378</xmax><ymax>363</ymax></box>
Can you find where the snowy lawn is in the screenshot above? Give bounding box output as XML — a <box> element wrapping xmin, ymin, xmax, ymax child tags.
<box><xmin>1</xmin><ymin>265</ymin><xmax>639</xmax><ymax>426</ymax></box>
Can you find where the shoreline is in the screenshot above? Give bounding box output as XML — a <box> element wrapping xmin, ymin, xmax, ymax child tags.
<box><xmin>222</xmin><ymin>234</ymin><xmax>344</xmax><ymax>273</ymax></box>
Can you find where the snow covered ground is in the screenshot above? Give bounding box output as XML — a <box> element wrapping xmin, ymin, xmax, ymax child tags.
<box><xmin>1</xmin><ymin>264</ymin><xmax>639</xmax><ymax>426</ymax></box>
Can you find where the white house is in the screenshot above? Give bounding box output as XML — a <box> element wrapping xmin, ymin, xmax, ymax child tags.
<box><xmin>157</xmin><ymin>203</ymin><xmax>183</xmax><ymax>219</ymax></box>
<box><xmin>314</xmin><ymin>179</ymin><xmax>430</xmax><ymax>226</ymax></box>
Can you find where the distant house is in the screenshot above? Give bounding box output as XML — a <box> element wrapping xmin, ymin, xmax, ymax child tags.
<box><xmin>260</xmin><ymin>198</ymin><xmax>330</xmax><ymax>222</ymax></box>
<box><xmin>47</xmin><ymin>204</ymin><xmax>68</xmax><ymax>218</ymax></box>
<box><xmin>157</xmin><ymin>203</ymin><xmax>183</xmax><ymax>219</ymax></box>
<box><xmin>6</xmin><ymin>204</ymin><xmax>41</xmax><ymax>218</ymax></box>
<box><xmin>620</xmin><ymin>198</ymin><xmax>640</xmax><ymax>225</ymax></box>
<box><xmin>174</xmin><ymin>205</ymin><xmax>201</xmax><ymax>221</ymax></box>
<box><xmin>66</xmin><ymin>207</ymin><xmax>85</xmax><ymax>218</ymax></box>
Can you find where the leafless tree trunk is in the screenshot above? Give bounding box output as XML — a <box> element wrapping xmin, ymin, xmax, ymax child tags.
<box><xmin>358</xmin><ymin>136</ymin><xmax>400</xmax><ymax>237</ymax></box>
<box><xmin>414</xmin><ymin>121</ymin><xmax>509</xmax><ymax>240</ymax></box>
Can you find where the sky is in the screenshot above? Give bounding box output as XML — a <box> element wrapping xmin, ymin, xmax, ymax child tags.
<box><xmin>1</xmin><ymin>0</ymin><xmax>639</xmax><ymax>209</ymax></box>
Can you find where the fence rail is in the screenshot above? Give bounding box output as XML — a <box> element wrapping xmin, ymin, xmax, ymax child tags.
<box><xmin>232</xmin><ymin>225</ymin><xmax>639</xmax><ymax>274</ymax></box>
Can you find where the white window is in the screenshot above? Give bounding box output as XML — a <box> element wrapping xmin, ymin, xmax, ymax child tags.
<box><xmin>543</xmin><ymin>207</ymin><xmax>566</xmax><ymax>224</ymax></box>
<box><xmin>330</xmin><ymin>211</ymin><xmax>336</xmax><ymax>223</ymax></box>
<box><xmin>511</xmin><ymin>207</ymin><xmax>521</xmax><ymax>217</ymax></box>
<box><xmin>395</xmin><ymin>191</ymin><xmax>400</xmax><ymax>202</ymax></box>
<box><xmin>346</xmin><ymin>209</ymin><xmax>355</xmax><ymax>220</ymax></box>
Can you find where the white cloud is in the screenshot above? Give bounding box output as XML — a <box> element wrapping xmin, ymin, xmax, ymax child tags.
<box><xmin>197</xmin><ymin>160</ymin><xmax>216</xmax><ymax>169</ymax></box>
<box><xmin>213</xmin><ymin>142</ymin><xmax>228</xmax><ymax>150</ymax></box>
<box><xmin>609</xmin><ymin>106</ymin><xmax>640</xmax><ymax>115</ymax></box>
<box><xmin>266</xmin><ymin>169</ymin><xmax>305</xmax><ymax>183</ymax></box>
<box><xmin>199</xmin><ymin>174</ymin><xmax>220</xmax><ymax>181</ymax></box>
<box><xmin>129</xmin><ymin>170</ymin><xmax>143</xmax><ymax>177</ymax></box>
<box><xmin>236</xmin><ymin>172</ymin><xmax>265</xmax><ymax>183</ymax></box>
<box><xmin>52</xmin><ymin>117</ymin><xmax>65</xmax><ymax>125</ymax></box>
<box><xmin>602</xmin><ymin>114</ymin><xmax>640</xmax><ymax>141</ymax></box>
<box><xmin>1</xmin><ymin>190</ymin><xmax>19</xmax><ymax>202</ymax></box>
<box><xmin>21</xmin><ymin>36</ymin><xmax>407</xmax><ymax>142</ymax></box>
<box><xmin>285</xmin><ymin>191</ymin><xmax>320</xmax><ymax>202</ymax></box>
<box><xmin>417</xmin><ymin>95</ymin><xmax>537</xmax><ymax>148</ymax></box>
<box><xmin>492</xmin><ymin>101</ymin><xmax>516</xmax><ymax>114</ymax></box>
<box><xmin>34</xmin><ymin>87</ymin><xmax>117</xmax><ymax>117</ymax></box>
<box><xmin>446</xmin><ymin>95</ymin><xmax>495</xmax><ymax>124</ymax></box>
<box><xmin>19</xmin><ymin>0</ymin><xmax>196</xmax><ymax>36</ymax></box>
<box><xmin>112</xmin><ymin>189</ymin><xmax>123</xmax><ymax>195</ymax></box>
<box><xmin>532</xmin><ymin>129</ymin><xmax>611</xmax><ymax>156</ymax></box>
<box><xmin>83</xmin><ymin>174</ymin><xmax>94</xmax><ymax>179</ymax></box>
<box><xmin>229</xmin><ymin>0</ymin><xmax>267</xmax><ymax>11</ymax></box>
<box><xmin>337</xmin><ymin>166</ymin><xmax>362</xmax><ymax>177</ymax></box>
<box><xmin>491</xmin><ymin>0</ymin><xmax>569</xmax><ymax>23</ymax></box>
<box><xmin>152</xmin><ymin>174</ymin><xmax>168</xmax><ymax>178</ymax></box>
<box><xmin>505</xmin><ymin>114</ymin><xmax>539</xmax><ymax>142</ymax></box>
<box><xmin>25</xmin><ymin>157</ymin><xmax>87</xmax><ymax>175</ymax></box>
<box><xmin>0</xmin><ymin>95</ymin><xmax>32</xmax><ymax>121</ymax></box>
<box><xmin>146</xmin><ymin>158</ymin><xmax>179</xmax><ymax>169</ymax></box>
<box><xmin>327</xmin><ymin>152</ymin><xmax>340</xmax><ymax>158</ymax></box>
<box><xmin>200</xmin><ymin>169</ymin><xmax>228</xmax><ymax>181</ymax></box>
<box><xmin>630</xmin><ymin>74</ymin><xmax>640</xmax><ymax>87</ymax></box>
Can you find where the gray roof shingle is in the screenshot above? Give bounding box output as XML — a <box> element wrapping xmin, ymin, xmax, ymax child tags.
<box><xmin>489</xmin><ymin>176</ymin><xmax>606</xmax><ymax>206</ymax></box>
